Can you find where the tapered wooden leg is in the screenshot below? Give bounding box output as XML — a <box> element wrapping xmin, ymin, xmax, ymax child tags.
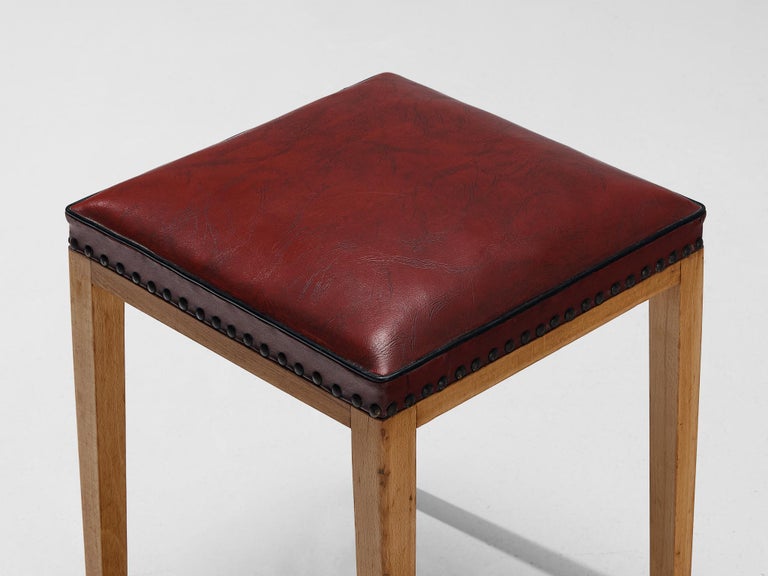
<box><xmin>351</xmin><ymin>408</ymin><xmax>417</xmax><ymax>576</ymax></box>
<box><xmin>70</xmin><ymin>251</ymin><xmax>127</xmax><ymax>576</ymax></box>
<box><xmin>649</xmin><ymin>250</ymin><xmax>703</xmax><ymax>576</ymax></box>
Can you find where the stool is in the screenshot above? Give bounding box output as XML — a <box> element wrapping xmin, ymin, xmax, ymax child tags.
<box><xmin>67</xmin><ymin>73</ymin><xmax>705</xmax><ymax>576</ymax></box>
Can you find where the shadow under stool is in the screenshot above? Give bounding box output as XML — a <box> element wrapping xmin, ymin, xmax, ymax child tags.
<box><xmin>67</xmin><ymin>73</ymin><xmax>705</xmax><ymax>576</ymax></box>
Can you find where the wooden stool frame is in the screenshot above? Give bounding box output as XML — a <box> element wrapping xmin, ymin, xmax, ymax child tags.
<box><xmin>69</xmin><ymin>248</ymin><xmax>703</xmax><ymax>576</ymax></box>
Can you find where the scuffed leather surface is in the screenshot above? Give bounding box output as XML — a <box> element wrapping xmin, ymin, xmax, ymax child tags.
<box><xmin>67</xmin><ymin>72</ymin><xmax>705</xmax><ymax>416</ymax></box>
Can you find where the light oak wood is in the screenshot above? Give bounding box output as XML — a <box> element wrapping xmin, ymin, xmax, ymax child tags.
<box><xmin>88</xmin><ymin>249</ymin><xmax>683</xmax><ymax>432</ymax></box>
<box><xmin>649</xmin><ymin>250</ymin><xmax>703</xmax><ymax>576</ymax></box>
<box><xmin>70</xmin><ymin>251</ymin><xmax>127</xmax><ymax>576</ymax></box>
<box><xmin>89</xmin><ymin>258</ymin><xmax>351</xmax><ymax>427</ymax></box>
<box><xmin>71</xmin><ymin>247</ymin><xmax>703</xmax><ymax>576</ymax></box>
<box><xmin>352</xmin><ymin>408</ymin><xmax>417</xmax><ymax>576</ymax></box>
<box><xmin>416</xmin><ymin>260</ymin><xmax>681</xmax><ymax>426</ymax></box>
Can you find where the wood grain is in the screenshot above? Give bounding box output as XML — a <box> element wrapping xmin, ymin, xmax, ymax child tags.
<box><xmin>90</xmin><ymin>259</ymin><xmax>351</xmax><ymax>427</ymax></box>
<box><xmin>70</xmin><ymin>251</ymin><xmax>127</xmax><ymax>576</ymax></box>
<box><xmin>649</xmin><ymin>250</ymin><xmax>703</xmax><ymax>576</ymax></box>
<box><xmin>73</xmin><ymin>246</ymin><xmax>703</xmax><ymax>576</ymax></box>
<box><xmin>351</xmin><ymin>408</ymin><xmax>417</xmax><ymax>576</ymax></box>
<box><xmin>416</xmin><ymin>261</ymin><xmax>682</xmax><ymax>426</ymax></box>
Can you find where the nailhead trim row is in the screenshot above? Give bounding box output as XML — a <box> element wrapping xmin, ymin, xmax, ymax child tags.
<box><xmin>68</xmin><ymin>236</ymin><xmax>703</xmax><ymax>419</ymax></box>
<box><xmin>411</xmin><ymin>238</ymin><xmax>704</xmax><ymax>416</ymax></box>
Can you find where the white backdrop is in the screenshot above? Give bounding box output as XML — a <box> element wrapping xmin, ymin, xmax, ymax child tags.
<box><xmin>1</xmin><ymin>1</ymin><xmax>766</xmax><ymax>575</ymax></box>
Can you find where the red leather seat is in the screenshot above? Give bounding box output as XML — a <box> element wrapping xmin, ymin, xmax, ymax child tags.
<box><xmin>67</xmin><ymin>72</ymin><xmax>705</xmax><ymax>419</ymax></box>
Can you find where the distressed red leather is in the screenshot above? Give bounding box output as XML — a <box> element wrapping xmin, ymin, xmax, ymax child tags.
<box><xmin>67</xmin><ymin>72</ymin><xmax>705</xmax><ymax>418</ymax></box>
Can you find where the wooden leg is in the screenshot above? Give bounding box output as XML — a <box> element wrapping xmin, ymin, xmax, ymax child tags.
<box><xmin>351</xmin><ymin>408</ymin><xmax>417</xmax><ymax>576</ymax></box>
<box><xmin>649</xmin><ymin>250</ymin><xmax>703</xmax><ymax>576</ymax></box>
<box><xmin>70</xmin><ymin>251</ymin><xmax>127</xmax><ymax>576</ymax></box>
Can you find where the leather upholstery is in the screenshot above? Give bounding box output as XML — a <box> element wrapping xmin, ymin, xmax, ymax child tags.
<box><xmin>67</xmin><ymin>73</ymin><xmax>705</xmax><ymax>418</ymax></box>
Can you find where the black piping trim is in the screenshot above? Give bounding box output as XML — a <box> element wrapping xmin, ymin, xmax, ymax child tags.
<box><xmin>68</xmin><ymin>234</ymin><xmax>703</xmax><ymax>420</ymax></box>
<box><xmin>66</xmin><ymin>201</ymin><xmax>705</xmax><ymax>383</ymax></box>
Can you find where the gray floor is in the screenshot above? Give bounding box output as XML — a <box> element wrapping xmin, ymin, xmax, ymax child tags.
<box><xmin>2</xmin><ymin>1</ymin><xmax>766</xmax><ymax>574</ymax></box>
